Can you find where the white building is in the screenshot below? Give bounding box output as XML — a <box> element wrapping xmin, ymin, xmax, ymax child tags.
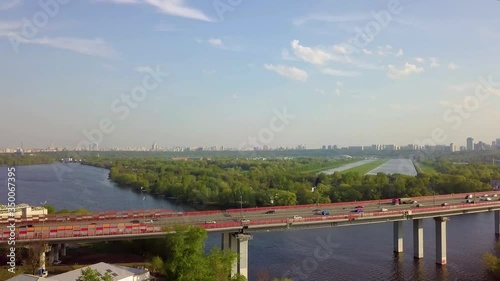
<box><xmin>7</xmin><ymin>262</ymin><xmax>151</xmax><ymax>281</ymax></box>
<box><xmin>0</xmin><ymin>204</ymin><xmax>47</xmax><ymax>222</ymax></box>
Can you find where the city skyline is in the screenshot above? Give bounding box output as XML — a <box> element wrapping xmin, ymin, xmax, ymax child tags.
<box><xmin>1</xmin><ymin>0</ymin><xmax>500</xmax><ymax>148</ymax></box>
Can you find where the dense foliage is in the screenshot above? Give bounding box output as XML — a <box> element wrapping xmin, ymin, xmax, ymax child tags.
<box><xmin>0</xmin><ymin>154</ymin><xmax>56</xmax><ymax>166</ymax></box>
<box><xmin>151</xmin><ymin>225</ymin><xmax>246</xmax><ymax>281</ymax></box>
<box><xmin>82</xmin><ymin>157</ymin><xmax>496</xmax><ymax>208</ymax></box>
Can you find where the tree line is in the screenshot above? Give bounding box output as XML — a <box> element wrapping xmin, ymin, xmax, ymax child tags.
<box><xmin>81</xmin><ymin>157</ymin><xmax>497</xmax><ymax>209</ymax></box>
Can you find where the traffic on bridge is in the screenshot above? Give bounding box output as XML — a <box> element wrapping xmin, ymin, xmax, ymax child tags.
<box><xmin>3</xmin><ymin>191</ymin><xmax>500</xmax><ymax>243</ymax></box>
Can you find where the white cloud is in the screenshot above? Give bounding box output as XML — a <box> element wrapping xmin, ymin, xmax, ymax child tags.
<box><xmin>5</xmin><ymin>32</ymin><xmax>117</xmax><ymax>58</ymax></box>
<box><xmin>135</xmin><ymin>66</ymin><xmax>153</xmax><ymax>73</ymax></box>
<box><xmin>415</xmin><ymin>57</ymin><xmax>425</xmax><ymax>64</ymax></box>
<box><xmin>387</xmin><ymin>63</ymin><xmax>423</xmax><ymax>79</ymax></box>
<box><xmin>374</xmin><ymin>45</ymin><xmax>403</xmax><ymax>57</ymax></box>
<box><xmin>281</xmin><ymin>49</ymin><xmax>296</xmax><ymax>61</ymax></box>
<box><xmin>362</xmin><ymin>49</ymin><xmax>372</xmax><ymax>55</ymax></box>
<box><xmin>0</xmin><ymin>0</ymin><xmax>20</xmax><ymax>11</ymax></box>
<box><xmin>264</xmin><ymin>64</ymin><xmax>308</xmax><ymax>81</ymax></box>
<box><xmin>336</xmin><ymin>81</ymin><xmax>343</xmax><ymax>87</ymax></box>
<box><xmin>448</xmin><ymin>63</ymin><xmax>459</xmax><ymax>70</ymax></box>
<box><xmin>321</xmin><ymin>68</ymin><xmax>360</xmax><ymax>77</ymax></box>
<box><xmin>208</xmin><ymin>37</ymin><xmax>224</xmax><ymax>47</ymax></box>
<box><xmin>429</xmin><ymin>57</ymin><xmax>440</xmax><ymax>68</ymax></box>
<box><xmin>97</xmin><ymin>0</ymin><xmax>213</xmax><ymax>22</ymax></box>
<box><xmin>293</xmin><ymin>14</ymin><xmax>371</xmax><ymax>26</ymax></box>
<box><xmin>291</xmin><ymin>40</ymin><xmax>331</xmax><ymax>65</ymax></box>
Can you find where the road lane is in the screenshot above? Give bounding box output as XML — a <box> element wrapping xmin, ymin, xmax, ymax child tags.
<box><xmin>6</xmin><ymin>192</ymin><xmax>499</xmax><ymax>231</ymax></box>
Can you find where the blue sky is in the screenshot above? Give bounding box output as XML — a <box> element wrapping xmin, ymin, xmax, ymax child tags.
<box><xmin>1</xmin><ymin>0</ymin><xmax>500</xmax><ymax>149</ymax></box>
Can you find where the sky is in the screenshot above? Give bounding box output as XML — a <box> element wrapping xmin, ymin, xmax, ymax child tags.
<box><xmin>1</xmin><ymin>0</ymin><xmax>500</xmax><ymax>149</ymax></box>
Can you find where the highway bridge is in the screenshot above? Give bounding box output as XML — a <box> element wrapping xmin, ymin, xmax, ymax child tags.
<box><xmin>3</xmin><ymin>191</ymin><xmax>500</xmax><ymax>279</ymax></box>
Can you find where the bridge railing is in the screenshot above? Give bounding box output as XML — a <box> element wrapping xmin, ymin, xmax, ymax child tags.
<box><xmin>3</xmin><ymin>201</ymin><xmax>500</xmax><ymax>242</ymax></box>
<box><xmin>4</xmin><ymin>191</ymin><xmax>500</xmax><ymax>225</ymax></box>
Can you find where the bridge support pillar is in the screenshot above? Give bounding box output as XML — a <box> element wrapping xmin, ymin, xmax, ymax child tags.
<box><xmin>393</xmin><ymin>221</ymin><xmax>403</xmax><ymax>253</ymax></box>
<box><xmin>495</xmin><ymin>211</ymin><xmax>500</xmax><ymax>235</ymax></box>
<box><xmin>413</xmin><ymin>219</ymin><xmax>424</xmax><ymax>258</ymax></box>
<box><xmin>60</xmin><ymin>243</ymin><xmax>67</xmax><ymax>256</ymax></box>
<box><xmin>40</xmin><ymin>251</ymin><xmax>46</xmax><ymax>271</ymax></box>
<box><xmin>434</xmin><ymin>217</ymin><xmax>449</xmax><ymax>265</ymax></box>
<box><xmin>221</xmin><ymin>232</ymin><xmax>252</xmax><ymax>279</ymax></box>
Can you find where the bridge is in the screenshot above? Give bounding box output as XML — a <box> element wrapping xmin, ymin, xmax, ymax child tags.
<box><xmin>3</xmin><ymin>191</ymin><xmax>500</xmax><ymax>279</ymax></box>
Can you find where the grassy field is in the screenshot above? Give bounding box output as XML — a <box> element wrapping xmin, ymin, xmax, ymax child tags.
<box><xmin>414</xmin><ymin>161</ymin><xmax>437</xmax><ymax>174</ymax></box>
<box><xmin>302</xmin><ymin>158</ymin><xmax>361</xmax><ymax>174</ymax></box>
<box><xmin>340</xmin><ymin>159</ymin><xmax>389</xmax><ymax>175</ymax></box>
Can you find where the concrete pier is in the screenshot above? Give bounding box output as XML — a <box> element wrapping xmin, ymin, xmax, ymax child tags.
<box><xmin>393</xmin><ymin>221</ymin><xmax>403</xmax><ymax>253</ymax></box>
<box><xmin>60</xmin><ymin>243</ymin><xmax>67</xmax><ymax>256</ymax></box>
<box><xmin>221</xmin><ymin>232</ymin><xmax>252</xmax><ymax>278</ymax></box>
<box><xmin>434</xmin><ymin>217</ymin><xmax>449</xmax><ymax>265</ymax></box>
<box><xmin>495</xmin><ymin>211</ymin><xmax>500</xmax><ymax>235</ymax></box>
<box><xmin>413</xmin><ymin>219</ymin><xmax>424</xmax><ymax>258</ymax></box>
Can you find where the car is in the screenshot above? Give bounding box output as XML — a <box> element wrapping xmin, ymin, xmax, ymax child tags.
<box><xmin>53</xmin><ymin>260</ymin><xmax>62</xmax><ymax>265</ymax></box>
<box><xmin>494</xmin><ymin>194</ymin><xmax>498</xmax><ymax>197</ymax></box>
<box><xmin>441</xmin><ymin>203</ymin><xmax>448</xmax><ymax>206</ymax></box>
<box><xmin>143</xmin><ymin>219</ymin><xmax>154</xmax><ymax>224</ymax></box>
<box><xmin>481</xmin><ymin>197</ymin><xmax>492</xmax><ymax>201</ymax></box>
<box><xmin>484</xmin><ymin>194</ymin><xmax>489</xmax><ymax>197</ymax></box>
<box><xmin>355</xmin><ymin>205</ymin><xmax>364</xmax><ymax>209</ymax></box>
<box><xmin>265</xmin><ymin>210</ymin><xmax>276</xmax><ymax>214</ymax></box>
<box><xmin>353</xmin><ymin>209</ymin><xmax>364</xmax><ymax>213</ymax></box>
<box><xmin>241</xmin><ymin>219</ymin><xmax>250</xmax><ymax>224</ymax></box>
<box><xmin>19</xmin><ymin>224</ymin><xmax>34</xmax><ymax>228</ymax></box>
<box><xmin>465</xmin><ymin>199</ymin><xmax>474</xmax><ymax>203</ymax></box>
<box><xmin>205</xmin><ymin>220</ymin><xmax>216</xmax><ymax>224</ymax></box>
<box><xmin>380</xmin><ymin>208</ymin><xmax>388</xmax><ymax>212</ymax></box>
<box><xmin>412</xmin><ymin>201</ymin><xmax>418</xmax><ymax>204</ymax></box>
<box><xmin>416</xmin><ymin>204</ymin><xmax>423</xmax><ymax>207</ymax></box>
<box><xmin>313</xmin><ymin>209</ymin><xmax>321</xmax><ymax>212</ymax></box>
<box><xmin>293</xmin><ymin>215</ymin><xmax>302</xmax><ymax>219</ymax></box>
<box><xmin>130</xmin><ymin>220</ymin><xmax>140</xmax><ymax>223</ymax></box>
<box><xmin>465</xmin><ymin>194</ymin><xmax>473</xmax><ymax>199</ymax></box>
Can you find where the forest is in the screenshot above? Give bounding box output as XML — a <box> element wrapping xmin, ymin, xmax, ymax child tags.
<box><xmin>81</xmin><ymin>156</ymin><xmax>498</xmax><ymax>208</ymax></box>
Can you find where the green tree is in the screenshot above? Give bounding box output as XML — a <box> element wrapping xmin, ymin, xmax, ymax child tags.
<box><xmin>79</xmin><ymin>268</ymin><xmax>113</xmax><ymax>281</ymax></box>
<box><xmin>164</xmin><ymin>225</ymin><xmax>208</xmax><ymax>281</ymax></box>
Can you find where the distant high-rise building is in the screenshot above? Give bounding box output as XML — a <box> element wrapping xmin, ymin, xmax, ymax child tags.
<box><xmin>496</xmin><ymin>138</ymin><xmax>500</xmax><ymax>149</ymax></box>
<box><xmin>466</xmin><ymin>137</ymin><xmax>474</xmax><ymax>151</ymax></box>
<box><xmin>322</xmin><ymin>145</ymin><xmax>326</xmax><ymax>150</ymax></box>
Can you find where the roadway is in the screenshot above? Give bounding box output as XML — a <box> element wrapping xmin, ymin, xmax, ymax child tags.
<box><xmin>8</xmin><ymin>192</ymin><xmax>500</xmax><ymax>230</ymax></box>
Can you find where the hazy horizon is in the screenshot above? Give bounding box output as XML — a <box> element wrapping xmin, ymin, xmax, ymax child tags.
<box><xmin>1</xmin><ymin>0</ymin><xmax>500</xmax><ymax>149</ymax></box>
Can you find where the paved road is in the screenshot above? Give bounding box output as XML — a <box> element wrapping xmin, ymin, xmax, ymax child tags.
<box><xmin>8</xmin><ymin>192</ymin><xmax>499</xmax><ymax>231</ymax></box>
<box><xmin>322</xmin><ymin>159</ymin><xmax>377</xmax><ymax>174</ymax></box>
<box><xmin>366</xmin><ymin>158</ymin><xmax>418</xmax><ymax>176</ymax></box>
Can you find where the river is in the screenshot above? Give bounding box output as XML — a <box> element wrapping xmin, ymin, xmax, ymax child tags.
<box><xmin>0</xmin><ymin>164</ymin><xmax>497</xmax><ymax>281</ymax></box>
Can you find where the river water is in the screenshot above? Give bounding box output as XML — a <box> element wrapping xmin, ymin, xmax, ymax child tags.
<box><xmin>0</xmin><ymin>164</ymin><xmax>497</xmax><ymax>281</ymax></box>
